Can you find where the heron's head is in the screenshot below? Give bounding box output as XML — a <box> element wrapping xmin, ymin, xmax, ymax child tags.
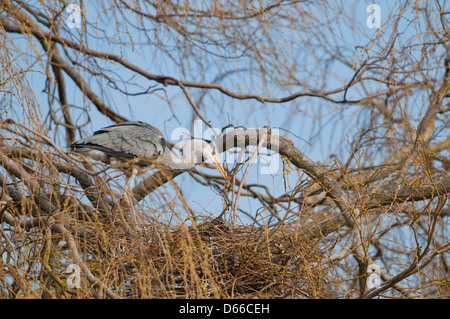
<box><xmin>182</xmin><ymin>139</ymin><xmax>227</xmax><ymax>180</ymax></box>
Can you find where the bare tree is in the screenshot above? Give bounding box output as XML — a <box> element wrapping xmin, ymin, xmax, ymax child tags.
<box><xmin>0</xmin><ymin>0</ymin><xmax>448</xmax><ymax>298</ymax></box>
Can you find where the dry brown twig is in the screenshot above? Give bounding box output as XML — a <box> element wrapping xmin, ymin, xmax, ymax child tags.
<box><xmin>0</xmin><ymin>0</ymin><xmax>448</xmax><ymax>299</ymax></box>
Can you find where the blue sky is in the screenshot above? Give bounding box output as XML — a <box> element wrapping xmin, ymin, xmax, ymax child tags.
<box><xmin>2</xmin><ymin>0</ymin><xmax>446</xmax><ymax>224</ymax></box>
<box><xmin>1</xmin><ymin>1</ymin><xmax>448</xmax><ymax>298</ymax></box>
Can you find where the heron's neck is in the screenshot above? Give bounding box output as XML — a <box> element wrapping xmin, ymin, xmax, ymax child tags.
<box><xmin>155</xmin><ymin>148</ymin><xmax>196</xmax><ymax>171</ymax></box>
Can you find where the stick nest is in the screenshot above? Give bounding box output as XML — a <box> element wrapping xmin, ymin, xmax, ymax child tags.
<box><xmin>79</xmin><ymin>216</ymin><xmax>331</xmax><ymax>298</ymax></box>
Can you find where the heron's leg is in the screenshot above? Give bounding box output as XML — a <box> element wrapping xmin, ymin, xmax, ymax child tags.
<box><xmin>125</xmin><ymin>168</ymin><xmax>143</xmax><ymax>232</ymax></box>
<box><xmin>127</xmin><ymin>169</ymin><xmax>136</xmax><ymax>192</ymax></box>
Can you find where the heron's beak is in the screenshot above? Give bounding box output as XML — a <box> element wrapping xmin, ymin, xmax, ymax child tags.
<box><xmin>205</xmin><ymin>153</ymin><xmax>227</xmax><ymax>180</ymax></box>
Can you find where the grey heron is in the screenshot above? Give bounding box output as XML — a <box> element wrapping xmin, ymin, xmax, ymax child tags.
<box><xmin>70</xmin><ymin>121</ymin><xmax>227</xmax><ymax>228</ymax></box>
<box><xmin>71</xmin><ymin>120</ymin><xmax>227</xmax><ymax>183</ymax></box>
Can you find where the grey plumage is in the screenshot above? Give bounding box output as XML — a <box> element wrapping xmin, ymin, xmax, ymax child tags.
<box><xmin>70</xmin><ymin>121</ymin><xmax>227</xmax><ymax>180</ymax></box>
<box><xmin>70</xmin><ymin>121</ymin><xmax>166</xmax><ymax>174</ymax></box>
<box><xmin>71</xmin><ymin>121</ymin><xmax>227</xmax><ymax>231</ymax></box>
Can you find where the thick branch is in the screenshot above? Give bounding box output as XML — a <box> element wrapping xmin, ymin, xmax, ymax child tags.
<box><xmin>132</xmin><ymin>128</ymin><xmax>450</xmax><ymax>242</ymax></box>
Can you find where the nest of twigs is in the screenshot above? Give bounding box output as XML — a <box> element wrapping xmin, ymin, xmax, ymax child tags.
<box><xmin>78</xmin><ymin>216</ymin><xmax>329</xmax><ymax>299</ymax></box>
